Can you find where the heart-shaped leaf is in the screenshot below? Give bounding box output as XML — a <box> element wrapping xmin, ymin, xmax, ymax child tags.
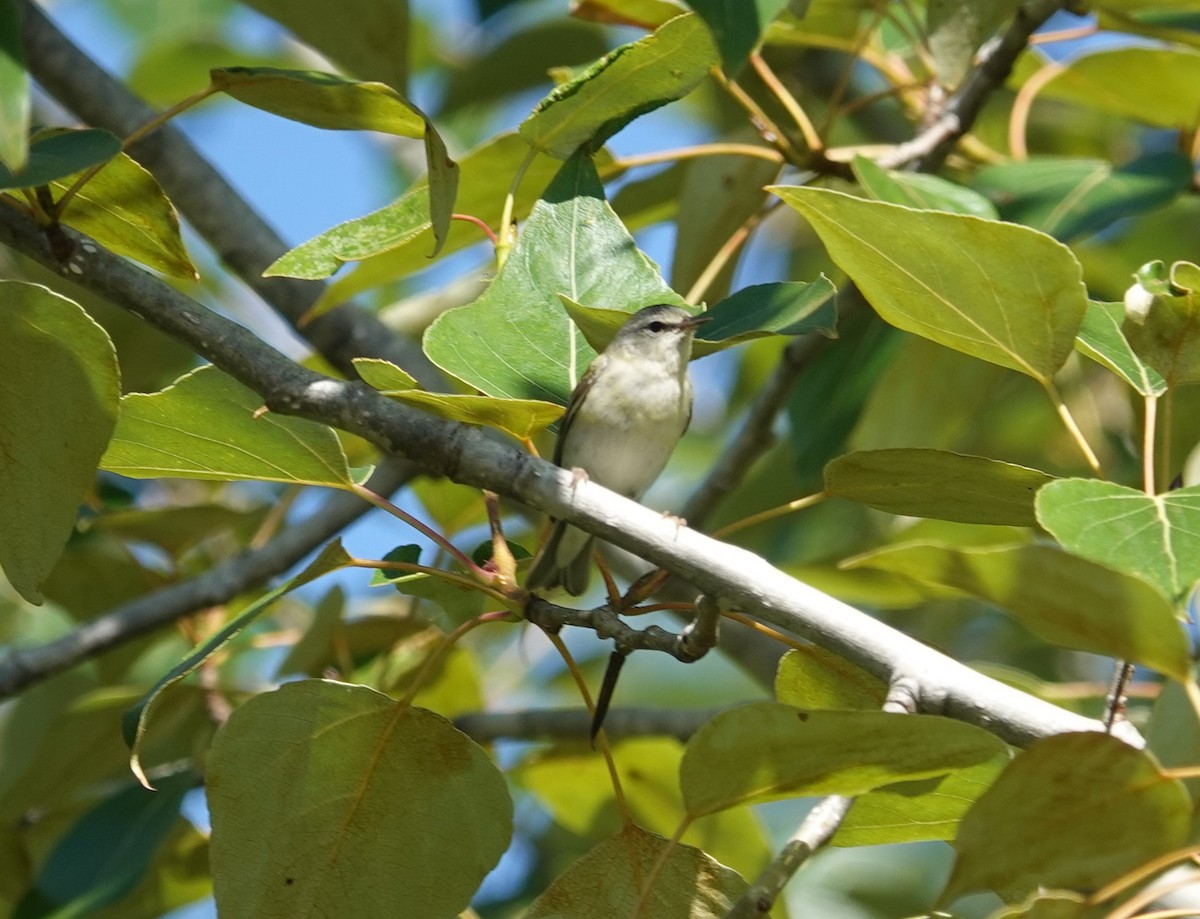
<box><xmin>1037</xmin><ymin>478</ymin><xmax>1200</xmax><ymax>599</ymax></box>
<box><xmin>771</xmin><ymin>186</ymin><xmax>1087</xmax><ymax>383</ymax></box>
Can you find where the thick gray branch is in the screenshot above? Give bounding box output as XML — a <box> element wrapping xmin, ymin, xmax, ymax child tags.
<box><xmin>17</xmin><ymin>0</ymin><xmax>438</xmax><ymax>385</ymax></box>
<box><xmin>0</xmin><ymin>208</ymin><xmax>1125</xmax><ymax>749</ymax></box>
<box><xmin>0</xmin><ymin>459</ymin><xmax>414</xmax><ymax>699</ymax></box>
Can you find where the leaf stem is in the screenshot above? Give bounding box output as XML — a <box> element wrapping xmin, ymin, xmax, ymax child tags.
<box><xmin>1143</xmin><ymin>394</ymin><xmax>1159</xmax><ymax>495</ymax></box>
<box><xmin>749</xmin><ymin>53</ymin><xmax>822</xmax><ymax>152</ymax></box>
<box><xmin>395</xmin><ymin>609</ymin><xmax>510</xmax><ymax>709</ymax></box>
<box><xmin>1043</xmin><ymin>380</ymin><xmax>1103</xmax><ymax>477</ymax></box>
<box><xmin>683</xmin><ymin>202</ymin><xmax>775</xmax><ymax>304</ymax></box>
<box><xmin>711</xmin><ymin>69</ymin><xmax>805</xmax><ymax>165</ymax></box>
<box><xmin>54</xmin><ymin>84</ymin><xmax>219</xmax><ymax>219</ymax></box>
<box><xmin>450</xmin><ymin>212</ymin><xmax>498</xmax><ymax>245</ymax></box>
<box><xmin>350</xmin><ymin>482</ymin><xmax>485</xmax><ymax>577</ymax></box>
<box><xmin>352</xmin><ymin>556</ymin><xmax>511</xmax><ymax>605</ymax></box>
<box><xmin>711</xmin><ymin>492</ymin><xmax>826</xmax><ymax>539</ymax></box>
<box><xmin>496</xmin><ymin>145</ymin><xmax>537</xmax><ymax>270</ymax></box>
<box><xmin>541</xmin><ymin>628</ymin><xmax>634</xmax><ymax>826</ymax></box>
<box><xmin>614</xmin><ymin>142</ymin><xmax>784</xmax><ymax>170</ymax></box>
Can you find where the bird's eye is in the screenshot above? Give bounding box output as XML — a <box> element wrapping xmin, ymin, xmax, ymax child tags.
<box><xmin>647</xmin><ymin>321</ymin><xmax>665</xmax><ymax>333</ymax></box>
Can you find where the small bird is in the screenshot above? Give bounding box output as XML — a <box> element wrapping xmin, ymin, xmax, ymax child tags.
<box><xmin>526</xmin><ymin>304</ymin><xmax>708</xmax><ymax>595</ymax></box>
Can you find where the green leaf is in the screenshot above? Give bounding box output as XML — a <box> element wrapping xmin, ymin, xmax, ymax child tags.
<box><xmin>680</xmin><ymin>702</ymin><xmax>1006</xmax><ymax>817</ymax></box>
<box><xmin>368</xmin><ymin>543</ymin><xmax>488</xmax><ymax>625</ymax></box>
<box><xmin>683</xmin><ymin>0</ymin><xmax>790</xmax><ymax>76</ymax></box>
<box><xmin>694</xmin><ymin>279</ymin><xmax>838</xmax><ymax>355</ymax></box>
<box><xmin>1075</xmin><ymin>300</ymin><xmax>1166</xmax><ymax>396</ymax></box>
<box><xmin>48</xmin><ymin>144</ymin><xmax>197</xmax><ymax>280</ymax></box>
<box><xmin>988</xmin><ymin>890</ymin><xmax>1088</xmax><ymax>919</ymax></box>
<box><xmin>942</xmin><ymin>733</ymin><xmax>1191</xmax><ymax>903</ymax></box>
<box><xmin>772</xmin><ymin>186</ymin><xmax>1088</xmax><ymax>383</ymax></box>
<box><xmin>926</xmin><ymin>0</ymin><xmax>1020</xmax><ymax>88</ymax></box>
<box><xmin>209</xmin><ymin>66</ymin><xmax>425</xmax><ymax>135</ymax></box>
<box><xmin>0</xmin><ymin>282</ymin><xmax>119</xmax><ymax>603</ymax></box>
<box><xmin>122</xmin><ymin>540</ymin><xmax>353</xmax><ymax>788</ymax></box>
<box><xmin>424</xmin><ymin>152</ymin><xmax>688</xmax><ymax>402</ymax></box>
<box><xmin>101</xmin><ymin>364</ymin><xmax>356</xmax><ymax>488</ymax></box>
<box><xmin>18</xmin><ymin>773</ymin><xmax>192</xmax><ymax>917</ymax></box>
<box><xmin>852</xmin><ymin>155</ymin><xmax>998</xmax><ymax>218</ymax></box>
<box><xmin>520</xmin><ymin>13</ymin><xmax>718</xmax><ymax>158</ymax></box>
<box><xmin>1042</xmin><ymin>47</ymin><xmax>1200</xmax><ymax>129</ymax></box>
<box><xmin>240</xmin><ymin>0</ymin><xmax>410</xmax><ymax>92</ymax></box>
<box><xmin>845</xmin><ymin>541</ymin><xmax>1189</xmax><ymax>680</ymax></box>
<box><xmin>0</xmin><ymin>0</ymin><xmax>29</xmax><ymax>171</ymax></box>
<box><xmin>525</xmin><ymin>825</ymin><xmax>746</xmax><ymax>917</ymax></box>
<box><xmin>571</xmin><ymin>0</ymin><xmax>688</xmax><ymax>30</ymax></box>
<box><xmin>0</xmin><ymin>128</ymin><xmax>121</xmax><ymax>191</ymax></box>
<box><xmin>774</xmin><ymin>647</ymin><xmax>887</xmax><ymax>710</ymax></box>
<box><xmin>973</xmin><ymin>152</ymin><xmax>1193</xmax><ymax>241</ymax></box>
<box><xmin>1037</xmin><ymin>478</ymin><xmax>1200</xmax><ymax>600</ymax></box>
<box><xmin>1122</xmin><ymin>284</ymin><xmax>1200</xmax><ymax>386</ymax></box>
<box><xmin>824</xmin><ymin>449</ymin><xmax>1054</xmax><ymax>526</ymax></box>
<box><xmin>207</xmin><ymin>681</ymin><xmax>512</xmax><ymax>919</ymax></box>
<box><xmin>834</xmin><ymin>757</ymin><xmax>1008</xmax><ymax>847</ymax></box>
<box><xmin>353</xmin><ymin>358</ymin><xmax>563</xmax><ymax>440</ymax></box>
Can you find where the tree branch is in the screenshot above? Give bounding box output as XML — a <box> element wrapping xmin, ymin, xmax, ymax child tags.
<box><xmin>0</xmin><ymin>458</ymin><xmax>416</xmax><ymax>699</ymax></box>
<box><xmin>17</xmin><ymin>0</ymin><xmax>439</xmax><ymax>385</ymax></box>
<box><xmin>879</xmin><ymin>0</ymin><xmax>1068</xmax><ymax>172</ymax></box>
<box><xmin>0</xmin><ymin>207</ymin><xmax>1131</xmax><ymax>749</ymax></box>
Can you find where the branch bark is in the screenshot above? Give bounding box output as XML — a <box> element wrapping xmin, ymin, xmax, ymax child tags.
<box><xmin>0</xmin><ymin>207</ymin><xmax>1128</xmax><ymax>749</ymax></box>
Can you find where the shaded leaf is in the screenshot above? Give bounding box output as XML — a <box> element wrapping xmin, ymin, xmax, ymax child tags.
<box><xmin>353</xmin><ymin>358</ymin><xmax>563</xmax><ymax>440</ymax></box>
<box><xmin>101</xmin><ymin>364</ymin><xmax>356</xmax><ymax>488</ymax></box>
<box><xmin>943</xmin><ymin>733</ymin><xmax>1191</xmax><ymax>902</ymax></box>
<box><xmin>1037</xmin><ymin>478</ymin><xmax>1200</xmax><ymax>599</ymax></box>
<box><xmin>834</xmin><ymin>757</ymin><xmax>1007</xmax><ymax>847</ymax></box>
<box><xmin>772</xmin><ymin>186</ymin><xmax>1087</xmax><ymax>383</ymax></box>
<box><xmin>571</xmin><ymin>0</ymin><xmax>688</xmax><ymax>30</ymax></box>
<box><xmin>0</xmin><ymin>0</ymin><xmax>29</xmax><ymax>171</ymax></box>
<box><xmin>1042</xmin><ymin>47</ymin><xmax>1200</xmax><ymax>129</ymax></box>
<box><xmin>774</xmin><ymin>647</ymin><xmax>886</xmax><ymax>710</ymax></box>
<box><xmin>824</xmin><ymin>449</ymin><xmax>1054</xmax><ymax>527</ymax></box>
<box><xmin>1075</xmin><ymin>300</ymin><xmax>1166</xmax><ymax>396</ymax></box>
<box><xmin>845</xmin><ymin>541</ymin><xmax>1189</xmax><ymax>680</ymax></box>
<box><xmin>0</xmin><ymin>128</ymin><xmax>120</xmax><ymax>191</ymax></box>
<box><xmin>853</xmin><ymin>155</ymin><xmax>998</xmax><ymax>218</ymax></box>
<box><xmin>520</xmin><ymin>13</ymin><xmax>717</xmax><ymax>158</ymax></box>
<box><xmin>0</xmin><ymin>282</ymin><xmax>119</xmax><ymax>603</ymax></box>
<box><xmin>207</xmin><ymin>681</ymin><xmax>512</xmax><ymax>919</ymax></box>
<box><xmin>926</xmin><ymin>0</ymin><xmax>1020</xmax><ymax>88</ymax></box>
<box><xmin>122</xmin><ymin>540</ymin><xmax>353</xmax><ymax>788</ymax></box>
<box><xmin>49</xmin><ymin>144</ymin><xmax>197</xmax><ymax>280</ymax></box>
<box><xmin>973</xmin><ymin>152</ymin><xmax>1193</xmax><ymax>241</ymax></box>
<box><xmin>17</xmin><ymin>773</ymin><xmax>193</xmax><ymax>917</ymax></box>
<box><xmin>1123</xmin><ymin>284</ymin><xmax>1200</xmax><ymax>386</ymax></box>
<box><xmin>681</xmin><ymin>702</ymin><xmax>1006</xmax><ymax>817</ymax></box>
<box><xmin>525</xmin><ymin>825</ymin><xmax>745</xmax><ymax>918</ymax></box>
<box><xmin>210</xmin><ymin>66</ymin><xmax>425</xmax><ymax>135</ymax></box>
<box><xmin>241</xmin><ymin>0</ymin><xmax>410</xmax><ymax>92</ymax></box>
<box><xmin>424</xmin><ymin>152</ymin><xmax>688</xmax><ymax>403</ymax></box>
<box><xmin>683</xmin><ymin>0</ymin><xmax>790</xmax><ymax>75</ymax></box>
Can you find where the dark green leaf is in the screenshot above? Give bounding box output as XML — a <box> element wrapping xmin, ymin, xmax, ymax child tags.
<box><xmin>772</xmin><ymin>186</ymin><xmax>1087</xmax><ymax>383</ymax></box>
<box><xmin>973</xmin><ymin>152</ymin><xmax>1193</xmax><ymax>241</ymax></box>
<box><xmin>683</xmin><ymin>0</ymin><xmax>790</xmax><ymax>75</ymax></box>
<box><xmin>825</xmin><ymin>449</ymin><xmax>1054</xmax><ymax>526</ymax></box>
<box><xmin>0</xmin><ymin>282</ymin><xmax>119</xmax><ymax>604</ymax></box>
<box><xmin>520</xmin><ymin>13</ymin><xmax>717</xmax><ymax>158</ymax></box>
<box><xmin>694</xmin><ymin>279</ymin><xmax>838</xmax><ymax>355</ymax></box>
<box><xmin>0</xmin><ymin>128</ymin><xmax>120</xmax><ymax>191</ymax></box>
<box><xmin>926</xmin><ymin>0</ymin><xmax>1020</xmax><ymax>88</ymax></box>
<box><xmin>943</xmin><ymin>733</ymin><xmax>1191</xmax><ymax>902</ymax></box>
<box><xmin>1123</xmin><ymin>284</ymin><xmax>1200</xmax><ymax>386</ymax></box>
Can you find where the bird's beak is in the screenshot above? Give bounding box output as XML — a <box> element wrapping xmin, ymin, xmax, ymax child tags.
<box><xmin>679</xmin><ymin>313</ymin><xmax>711</xmax><ymax>330</ymax></box>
